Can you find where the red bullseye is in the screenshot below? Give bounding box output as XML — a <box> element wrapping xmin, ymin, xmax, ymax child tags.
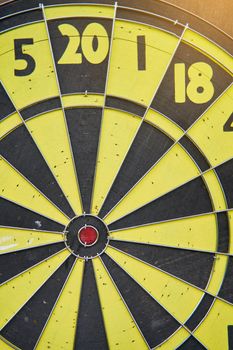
<box><xmin>78</xmin><ymin>225</ymin><xmax>99</xmax><ymax>246</ymax></box>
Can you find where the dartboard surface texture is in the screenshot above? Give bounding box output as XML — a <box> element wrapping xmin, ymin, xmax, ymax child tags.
<box><xmin>0</xmin><ymin>0</ymin><xmax>233</xmax><ymax>349</ymax></box>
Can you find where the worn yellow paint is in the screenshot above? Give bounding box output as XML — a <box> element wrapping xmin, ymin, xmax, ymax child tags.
<box><xmin>183</xmin><ymin>29</ymin><xmax>233</xmax><ymax>75</ymax></box>
<box><xmin>45</xmin><ymin>4</ymin><xmax>114</xmax><ymax>20</ymax></box>
<box><xmin>27</xmin><ymin>110</ymin><xmax>82</xmax><ymax>215</ymax></box>
<box><xmin>157</xmin><ymin>327</ymin><xmax>190</xmax><ymax>350</ymax></box>
<box><xmin>106</xmin><ymin>246</ymin><xmax>203</xmax><ymax>323</ymax></box>
<box><xmin>91</xmin><ymin>109</ymin><xmax>141</xmax><ymax>215</ymax></box>
<box><xmin>145</xmin><ymin>109</ymin><xmax>184</xmax><ymax>141</ymax></box>
<box><xmin>0</xmin><ymin>157</ymin><xmax>69</xmax><ymax>225</ymax></box>
<box><xmin>206</xmin><ymin>255</ymin><xmax>228</xmax><ymax>295</ymax></box>
<box><xmin>105</xmin><ymin>143</ymin><xmax>200</xmax><ymax>225</ymax></box>
<box><xmin>194</xmin><ymin>298</ymin><xmax>233</xmax><ymax>349</ymax></box>
<box><xmin>0</xmin><ymin>338</ymin><xmax>15</xmax><ymax>350</ymax></box>
<box><xmin>62</xmin><ymin>94</ymin><xmax>104</xmax><ymax>108</ymax></box>
<box><xmin>110</xmin><ymin>213</ymin><xmax>217</xmax><ymax>253</ymax></box>
<box><xmin>188</xmin><ymin>84</ymin><xmax>233</xmax><ymax>167</ymax></box>
<box><xmin>0</xmin><ymin>249</ymin><xmax>70</xmax><ymax>330</ymax></box>
<box><xmin>0</xmin><ymin>22</ymin><xmax>58</xmax><ymax>110</ymax></box>
<box><xmin>93</xmin><ymin>257</ymin><xmax>148</xmax><ymax>350</ymax></box>
<box><xmin>0</xmin><ymin>113</ymin><xmax>22</xmax><ymax>140</ymax></box>
<box><xmin>107</xmin><ymin>20</ymin><xmax>179</xmax><ymax>106</ymax></box>
<box><xmin>36</xmin><ymin>259</ymin><xmax>84</xmax><ymax>350</ymax></box>
<box><xmin>203</xmin><ymin>170</ymin><xmax>227</xmax><ymax>211</ymax></box>
<box><xmin>0</xmin><ymin>227</ymin><xmax>63</xmax><ymax>255</ymax></box>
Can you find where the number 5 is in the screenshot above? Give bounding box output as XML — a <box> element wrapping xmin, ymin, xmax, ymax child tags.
<box><xmin>14</xmin><ymin>38</ymin><xmax>36</xmax><ymax>76</ymax></box>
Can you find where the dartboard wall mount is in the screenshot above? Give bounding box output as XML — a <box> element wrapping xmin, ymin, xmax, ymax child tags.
<box><xmin>0</xmin><ymin>0</ymin><xmax>233</xmax><ymax>349</ymax></box>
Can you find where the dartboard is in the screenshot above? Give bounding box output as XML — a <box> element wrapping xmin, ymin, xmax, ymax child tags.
<box><xmin>0</xmin><ymin>0</ymin><xmax>233</xmax><ymax>349</ymax></box>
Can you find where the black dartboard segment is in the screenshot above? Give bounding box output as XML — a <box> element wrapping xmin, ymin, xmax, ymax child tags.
<box><xmin>20</xmin><ymin>97</ymin><xmax>61</xmax><ymax>121</ymax></box>
<box><xmin>66</xmin><ymin>107</ymin><xmax>102</xmax><ymax>213</ymax></box>
<box><xmin>108</xmin><ymin>177</ymin><xmax>213</xmax><ymax>230</ymax></box>
<box><xmin>109</xmin><ymin>241</ymin><xmax>214</xmax><ymax>289</ymax></box>
<box><xmin>0</xmin><ymin>243</ymin><xmax>65</xmax><ymax>284</ymax></box>
<box><xmin>0</xmin><ymin>125</ymin><xmax>75</xmax><ymax>218</ymax></box>
<box><xmin>48</xmin><ymin>18</ymin><xmax>113</xmax><ymax>94</ymax></box>
<box><xmin>102</xmin><ymin>253</ymin><xmax>180</xmax><ymax>348</ymax></box>
<box><xmin>177</xmin><ymin>336</ymin><xmax>207</xmax><ymax>350</ymax></box>
<box><xmin>0</xmin><ymin>82</ymin><xmax>15</xmax><ymax>120</ymax></box>
<box><xmin>0</xmin><ymin>197</ymin><xmax>65</xmax><ymax>231</ymax></box>
<box><xmin>152</xmin><ymin>42</ymin><xmax>233</xmax><ymax>130</ymax></box>
<box><xmin>75</xmin><ymin>260</ymin><xmax>108</xmax><ymax>350</ymax></box>
<box><xmin>0</xmin><ymin>1</ymin><xmax>233</xmax><ymax>350</ymax></box>
<box><xmin>99</xmin><ymin>121</ymin><xmax>174</xmax><ymax>218</ymax></box>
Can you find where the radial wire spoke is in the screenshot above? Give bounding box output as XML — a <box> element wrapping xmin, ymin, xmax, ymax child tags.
<box><xmin>95</xmin><ymin>23</ymin><xmax>189</xmax><ymax>218</ymax></box>
<box><xmin>90</xmin><ymin>2</ymin><xmax>118</xmax><ymax>214</ymax></box>
<box><xmin>41</xmin><ymin>4</ymin><xmax>83</xmax><ymax>215</ymax></box>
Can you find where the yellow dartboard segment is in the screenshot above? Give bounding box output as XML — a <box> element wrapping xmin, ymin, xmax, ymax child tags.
<box><xmin>26</xmin><ymin>110</ymin><xmax>83</xmax><ymax>215</ymax></box>
<box><xmin>0</xmin><ymin>22</ymin><xmax>58</xmax><ymax>110</ymax></box>
<box><xmin>93</xmin><ymin>257</ymin><xmax>149</xmax><ymax>350</ymax></box>
<box><xmin>45</xmin><ymin>4</ymin><xmax>114</xmax><ymax>20</ymax></box>
<box><xmin>105</xmin><ymin>143</ymin><xmax>200</xmax><ymax>225</ymax></box>
<box><xmin>0</xmin><ymin>113</ymin><xmax>22</xmax><ymax>140</ymax></box>
<box><xmin>194</xmin><ymin>299</ymin><xmax>233</xmax><ymax>350</ymax></box>
<box><xmin>107</xmin><ymin>20</ymin><xmax>179</xmax><ymax>106</ymax></box>
<box><xmin>0</xmin><ymin>226</ymin><xmax>63</xmax><ymax>255</ymax></box>
<box><xmin>157</xmin><ymin>327</ymin><xmax>190</xmax><ymax>350</ymax></box>
<box><xmin>62</xmin><ymin>93</ymin><xmax>104</xmax><ymax>108</ymax></box>
<box><xmin>0</xmin><ymin>338</ymin><xmax>16</xmax><ymax>350</ymax></box>
<box><xmin>145</xmin><ymin>109</ymin><xmax>184</xmax><ymax>141</ymax></box>
<box><xmin>0</xmin><ymin>249</ymin><xmax>70</xmax><ymax>330</ymax></box>
<box><xmin>36</xmin><ymin>259</ymin><xmax>84</xmax><ymax>350</ymax></box>
<box><xmin>106</xmin><ymin>246</ymin><xmax>204</xmax><ymax>324</ymax></box>
<box><xmin>203</xmin><ymin>170</ymin><xmax>227</xmax><ymax>211</ymax></box>
<box><xmin>206</xmin><ymin>254</ymin><xmax>229</xmax><ymax>295</ymax></box>
<box><xmin>0</xmin><ymin>157</ymin><xmax>69</xmax><ymax>225</ymax></box>
<box><xmin>91</xmin><ymin>109</ymin><xmax>141</xmax><ymax>215</ymax></box>
<box><xmin>188</xmin><ymin>84</ymin><xmax>233</xmax><ymax>167</ymax></box>
<box><xmin>109</xmin><ymin>213</ymin><xmax>217</xmax><ymax>253</ymax></box>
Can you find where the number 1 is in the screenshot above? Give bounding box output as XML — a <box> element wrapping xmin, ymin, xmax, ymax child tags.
<box><xmin>137</xmin><ymin>35</ymin><xmax>146</xmax><ymax>71</ymax></box>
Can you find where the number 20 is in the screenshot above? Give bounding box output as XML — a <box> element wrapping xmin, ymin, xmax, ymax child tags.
<box><xmin>58</xmin><ymin>23</ymin><xmax>109</xmax><ymax>65</ymax></box>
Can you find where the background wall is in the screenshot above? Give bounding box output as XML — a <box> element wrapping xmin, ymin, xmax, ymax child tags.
<box><xmin>165</xmin><ymin>0</ymin><xmax>233</xmax><ymax>37</ymax></box>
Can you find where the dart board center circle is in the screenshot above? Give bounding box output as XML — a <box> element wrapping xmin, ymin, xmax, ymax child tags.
<box><xmin>78</xmin><ymin>225</ymin><xmax>99</xmax><ymax>246</ymax></box>
<box><xmin>64</xmin><ymin>214</ymin><xmax>109</xmax><ymax>259</ymax></box>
